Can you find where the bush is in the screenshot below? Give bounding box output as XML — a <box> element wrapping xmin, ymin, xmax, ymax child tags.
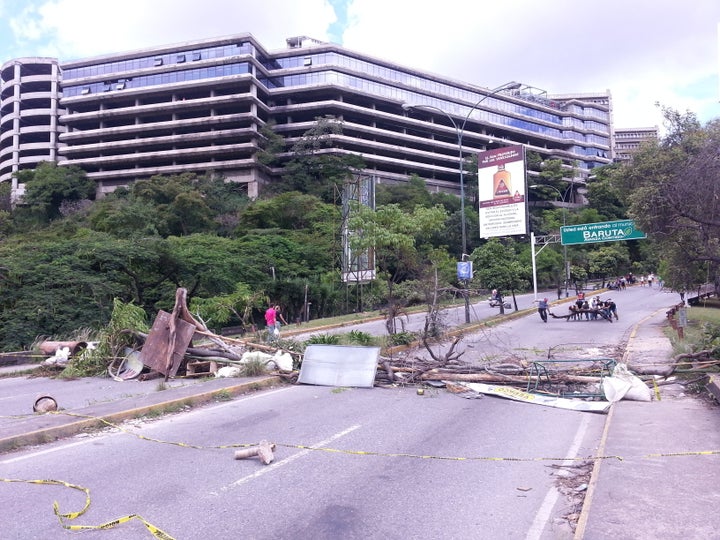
<box><xmin>386</xmin><ymin>331</ymin><xmax>416</xmax><ymax>346</ymax></box>
<box><xmin>305</xmin><ymin>334</ymin><xmax>341</xmax><ymax>345</ymax></box>
<box><xmin>346</xmin><ymin>330</ymin><xmax>374</xmax><ymax>345</ymax></box>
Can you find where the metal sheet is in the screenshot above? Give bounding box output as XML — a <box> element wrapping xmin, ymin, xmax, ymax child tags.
<box><xmin>298</xmin><ymin>345</ymin><xmax>380</xmax><ymax>388</ymax></box>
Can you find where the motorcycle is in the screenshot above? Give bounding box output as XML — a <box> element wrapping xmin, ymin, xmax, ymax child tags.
<box><xmin>488</xmin><ymin>296</ymin><xmax>511</xmax><ymax>309</ymax></box>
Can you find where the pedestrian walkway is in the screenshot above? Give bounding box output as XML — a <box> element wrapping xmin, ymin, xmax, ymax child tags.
<box><xmin>577</xmin><ymin>308</ymin><xmax>720</xmax><ymax>539</ymax></box>
<box><xmin>0</xmin><ymin>373</ymin><xmax>280</xmax><ymax>453</ymax></box>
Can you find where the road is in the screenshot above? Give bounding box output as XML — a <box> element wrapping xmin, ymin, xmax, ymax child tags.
<box><xmin>0</xmin><ymin>285</ymin><xmax>677</xmax><ymax>539</ymax></box>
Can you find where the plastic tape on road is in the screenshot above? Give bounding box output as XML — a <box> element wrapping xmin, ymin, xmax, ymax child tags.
<box><xmin>1</xmin><ymin>477</ymin><xmax>175</xmax><ymax>539</ymax></box>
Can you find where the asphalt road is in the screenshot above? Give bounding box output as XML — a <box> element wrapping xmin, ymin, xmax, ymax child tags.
<box><xmin>0</xmin><ymin>285</ymin><xmax>678</xmax><ymax>539</ymax></box>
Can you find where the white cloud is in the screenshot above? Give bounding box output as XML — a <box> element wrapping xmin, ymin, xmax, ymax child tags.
<box><xmin>341</xmin><ymin>0</ymin><xmax>720</xmax><ymax>127</ymax></box>
<box><xmin>5</xmin><ymin>0</ymin><xmax>337</xmax><ymax>58</ymax></box>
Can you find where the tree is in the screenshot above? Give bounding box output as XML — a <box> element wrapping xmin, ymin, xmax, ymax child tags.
<box><xmin>623</xmin><ymin>108</ymin><xmax>720</xmax><ymax>292</ymax></box>
<box><xmin>279</xmin><ymin>117</ymin><xmax>366</xmax><ymax>202</ymax></box>
<box><xmin>189</xmin><ymin>282</ymin><xmax>266</xmax><ymax>331</ymax></box>
<box><xmin>587</xmin><ymin>244</ymin><xmax>631</xmax><ymax>284</ymax></box>
<box><xmin>347</xmin><ymin>203</ymin><xmax>447</xmax><ymax>314</ymax></box>
<box><xmin>0</xmin><ymin>230</ymin><xmax>173</xmax><ymax>350</ymax></box>
<box><xmin>585</xmin><ymin>163</ymin><xmax>628</xmax><ymax>221</ymax></box>
<box><xmin>18</xmin><ymin>162</ymin><xmax>95</xmax><ymax>223</ymax></box>
<box><xmin>471</xmin><ymin>238</ymin><xmax>529</xmax><ymax>313</ymax></box>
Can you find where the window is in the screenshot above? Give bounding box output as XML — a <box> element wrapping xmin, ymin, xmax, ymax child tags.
<box><xmin>81</xmin><ymin>87</ymin><xmax>91</xmax><ymax>95</ymax></box>
<box><xmin>304</xmin><ymin>57</ymin><xmax>312</xmax><ymax>66</ymax></box>
<box><xmin>154</xmin><ymin>58</ymin><xmax>163</xmax><ymax>66</ymax></box>
<box><xmin>176</xmin><ymin>54</ymin><xmax>186</xmax><ymax>63</ymax></box>
<box><xmin>192</xmin><ymin>52</ymin><xmax>202</xmax><ymax>61</ymax></box>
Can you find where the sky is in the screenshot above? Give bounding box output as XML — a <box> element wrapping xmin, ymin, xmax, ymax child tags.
<box><xmin>1</xmin><ymin>0</ymin><xmax>718</xmax><ymax>131</ymax></box>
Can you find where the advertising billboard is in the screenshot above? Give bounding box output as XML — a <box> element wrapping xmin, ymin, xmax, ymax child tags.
<box><xmin>478</xmin><ymin>145</ymin><xmax>527</xmax><ymax>238</ymax></box>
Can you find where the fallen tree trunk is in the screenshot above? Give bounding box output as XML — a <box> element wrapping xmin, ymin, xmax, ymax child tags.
<box><xmin>419</xmin><ymin>371</ymin><xmax>603</xmax><ymax>384</ymax></box>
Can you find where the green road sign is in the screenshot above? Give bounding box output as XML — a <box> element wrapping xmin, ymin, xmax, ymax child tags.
<box><xmin>560</xmin><ymin>219</ymin><xmax>646</xmax><ymax>246</ymax></box>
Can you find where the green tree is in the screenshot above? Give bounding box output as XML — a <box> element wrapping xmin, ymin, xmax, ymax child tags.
<box><xmin>18</xmin><ymin>162</ymin><xmax>95</xmax><ymax>223</ymax></box>
<box><xmin>471</xmin><ymin>238</ymin><xmax>529</xmax><ymax>313</ymax></box>
<box><xmin>279</xmin><ymin>117</ymin><xmax>366</xmax><ymax>202</ymax></box>
<box><xmin>189</xmin><ymin>282</ymin><xmax>266</xmax><ymax>331</ymax></box>
<box><xmin>347</xmin><ymin>203</ymin><xmax>447</xmax><ymax>307</ymax></box>
<box><xmin>585</xmin><ymin>163</ymin><xmax>628</xmax><ymax>221</ymax></box>
<box><xmin>622</xmin><ymin>107</ymin><xmax>720</xmax><ymax>292</ymax></box>
<box><xmin>0</xmin><ymin>230</ymin><xmax>173</xmax><ymax>349</ymax></box>
<box><xmin>587</xmin><ymin>244</ymin><xmax>631</xmax><ymax>284</ymax></box>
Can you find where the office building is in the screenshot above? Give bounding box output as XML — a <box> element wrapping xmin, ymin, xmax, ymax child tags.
<box><xmin>613</xmin><ymin>127</ymin><xmax>658</xmax><ymax>162</ymax></box>
<box><xmin>1</xmin><ymin>33</ymin><xmax>613</xmax><ymax>204</ymax></box>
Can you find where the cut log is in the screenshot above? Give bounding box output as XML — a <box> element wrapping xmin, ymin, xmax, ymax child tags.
<box><xmin>234</xmin><ymin>440</ymin><xmax>276</xmax><ymax>465</ymax></box>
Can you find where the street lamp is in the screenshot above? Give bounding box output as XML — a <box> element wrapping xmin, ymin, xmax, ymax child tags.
<box><xmin>529</xmin><ymin>183</ymin><xmax>569</xmax><ymax>298</ymax></box>
<box><xmin>403</xmin><ymin>81</ymin><xmax>522</xmax><ymax>322</ymax></box>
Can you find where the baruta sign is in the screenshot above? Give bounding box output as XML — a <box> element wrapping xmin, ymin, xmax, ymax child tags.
<box><xmin>560</xmin><ymin>219</ymin><xmax>647</xmax><ymax>245</ymax></box>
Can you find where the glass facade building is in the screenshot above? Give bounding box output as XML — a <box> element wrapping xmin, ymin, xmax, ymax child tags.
<box><xmin>1</xmin><ymin>33</ymin><xmax>613</xmax><ymax>202</ymax></box>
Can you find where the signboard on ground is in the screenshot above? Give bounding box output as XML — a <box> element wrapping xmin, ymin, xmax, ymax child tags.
<box><xmin>560</xmin><ymin>219</ymin><xmax>646</xmax><ymax>246</ymax></box>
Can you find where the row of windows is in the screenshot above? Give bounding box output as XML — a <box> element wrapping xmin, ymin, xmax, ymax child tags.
<box><xmin>274</xmin><ymin>52</ymin><xmax>567</xmax><ymax>122</ymax></box>
<box><xmin>62</xmin><ymin>42</ymin><xmax>255</xmax><ymax>80</ymax></box>
<box><xmin>564</xmin><ymin>103</ymin><xmax>610</xmax><ymax>122</ymax></box>
<box><xmin>63</xmin><ymin>63</ymin><xmax>252</xmax><ymax>97</ymax></box>
<box><xmin>274</xmin><ymin>51</ymin><xmax>610</xmax><ymax>124</ymax></box>
<box><xmin>615</xmin><ymin>131</ymin><xmax>657</xmax><ymax>139</ymax></box>
<box><xmin>263</xmin><ymin>69</ymin><xmax>613</xmax><ymax>146</ymax></box>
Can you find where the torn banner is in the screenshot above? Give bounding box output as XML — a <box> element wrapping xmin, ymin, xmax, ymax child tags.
<box><xmin>449</xmin><ymin>382</ymin><xmax>610</xmax><ymax>413</ymax></box>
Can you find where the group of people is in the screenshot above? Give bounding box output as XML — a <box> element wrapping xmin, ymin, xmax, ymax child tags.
<box><xmin>567</xmin><ymin>296</ymin><xmax>618</xmax><ymax>321</ymax></box>
<box><xmin>536</xmin><ymin>292</ymin><xmax>618</xmax><ymax>323</ymax></box>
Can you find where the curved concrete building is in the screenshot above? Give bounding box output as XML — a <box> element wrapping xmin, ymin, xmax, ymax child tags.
<box><xmin>0</xmin><ymin>57</ymin><xmax>62</xmax><ymax>202</ymax></box>
<box><xmin>1</xmin><ymin>33</ymin><xmax>613</xmax><ymax>203</ymax></box>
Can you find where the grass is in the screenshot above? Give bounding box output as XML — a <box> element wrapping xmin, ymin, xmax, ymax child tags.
<box><xmin>667</xmin><ymin>306</ymin><xmax>720</xmax><ymax>354</ymax></box>
<box><xmin>214</xmin><ymin>389</ymin><xmax>232</xmax><ymax>401</ymax></box>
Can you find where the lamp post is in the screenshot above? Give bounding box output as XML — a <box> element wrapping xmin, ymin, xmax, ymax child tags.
<box><xmin>529</xmin><ymin>183</ymin><xmax>569</xmax><ymax>298</ymax></box>
<box><xmin>403</xmin><ymin>81</ymin><xmax>521</xmax><ymax>323</ymax></box>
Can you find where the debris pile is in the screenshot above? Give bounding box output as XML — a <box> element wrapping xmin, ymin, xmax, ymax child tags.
<box><xmin>102</xmin><ymin>288</ymin><xmax>299</xmax><ymax>381</ymax></box>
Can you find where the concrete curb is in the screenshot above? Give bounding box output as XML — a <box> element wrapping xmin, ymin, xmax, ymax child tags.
<box><xmin>0</xmin><ymin>376</ymin><xmax>281</xmax><ymax>453</ymax></box>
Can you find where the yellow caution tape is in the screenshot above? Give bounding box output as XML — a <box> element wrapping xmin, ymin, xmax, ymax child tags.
<box><xmin>273</xmin><ymin>443</ymin><xmax>623</xmax><ymax>462</ymax></box>
<box><xmin>653</xmin><ymin>378</ymin><xmax>662</xmax><ymax>401</ymax></box>
<box><xmin>1</xmin><ymin>478</ymin><xmax>175</xmax><ymax>539</ymax></box>
<box><xmin>4</xmin><ymin>411</ymin><xmax>720</xmax><ymax>464</ymax></box>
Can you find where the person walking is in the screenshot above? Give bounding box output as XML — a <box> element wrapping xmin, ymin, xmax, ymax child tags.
<box><xmin>266</xmin><ymin>304</ymin><xmax>289</xmax><ymax>342</ymax></box>
<box><xmin>537</xmin><ymin>297</ymin><xmax>549</xmax><ymax>323</ymax></box>
<box><xmin>274</xmin><ymin>304</ymin><xmax>288</xmax><ymax>332</ymax></box>
<box><xmin>264</xmin><ymin>304</ymin><xmax>278</xmax><ymax>342</ymax></box>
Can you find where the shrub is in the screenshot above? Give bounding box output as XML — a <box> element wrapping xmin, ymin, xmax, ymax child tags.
<box><xmin>306</xmin><ymin>333</ymin><xmax>341</xmax><ymax>345</ymax></box>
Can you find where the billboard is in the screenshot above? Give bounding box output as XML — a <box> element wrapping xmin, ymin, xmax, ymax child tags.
<box><xmin>478</xmin><ymin>145</ymin><xmax>527</xmax><ymax>238</ymax></box>
<box><xmin>560</xmin><ymin>219</ymin><xmax>647</xmax><ymax>245</ymax></box>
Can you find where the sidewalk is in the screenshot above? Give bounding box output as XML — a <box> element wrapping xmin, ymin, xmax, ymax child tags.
<box><xmin>577</xmin><ymin>308</ymin><xmax>720</xmax><ymax>539</ymax></box>
<box><xmin>0</xmin><ymin>372</ymin><xmax>281</xmax><ymax>453</ymax></box>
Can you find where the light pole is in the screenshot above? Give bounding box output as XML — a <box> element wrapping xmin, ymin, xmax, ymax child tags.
<box><xmin>403</xmin><ymin>81</ymin><xmax>521</xmax><ymax>322</ymax></box>
<box><xmin>529</xmin><ymin>183</ymin><xmax>569</xmax><ymax>298</ymax></box>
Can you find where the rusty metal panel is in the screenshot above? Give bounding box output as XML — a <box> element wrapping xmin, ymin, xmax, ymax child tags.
<box><xmin>139</xmin><ymin>310</ymin><xmax>196</xmax><ymax>377</ymax></box>
<box><xmin>298</xmin><ymin>345</ymin><xmax>380</xmax><ymax>388</ymax></box>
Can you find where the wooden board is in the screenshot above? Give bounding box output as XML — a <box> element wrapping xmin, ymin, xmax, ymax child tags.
<box><xmin>139</xmin><ymin>310</ymin><xmax>196</xmax><ymax>377</ymax></box>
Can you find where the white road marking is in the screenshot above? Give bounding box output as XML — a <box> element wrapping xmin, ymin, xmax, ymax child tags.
<box><xmin>525</xmin><ymin>414</ymin><xmax>591</xmax><ymax>540</ymax></box>
<box><xmin>221</xmin><ymin>424</ymin><xmax>362</xmax><ymax>491</ymax></box>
